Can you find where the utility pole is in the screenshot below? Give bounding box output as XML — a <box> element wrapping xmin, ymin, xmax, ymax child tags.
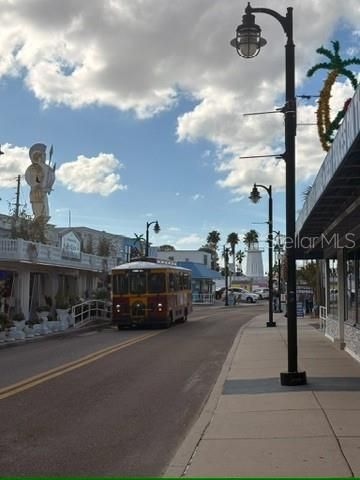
<box><xmin>15</xmin><ymin>175</ymin><xmax>21</xmax><ymax>219</ymax></box>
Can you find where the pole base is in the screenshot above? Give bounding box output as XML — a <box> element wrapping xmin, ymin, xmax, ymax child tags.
<box><xmin>280</xmin><ymin>371</ymin><xmax>307</xmax><ymax>386</ymax></box>
<box><xmin>266</xmin><ymin>321</ymin><xmax>277</xmax><ymax>327</ymax></box>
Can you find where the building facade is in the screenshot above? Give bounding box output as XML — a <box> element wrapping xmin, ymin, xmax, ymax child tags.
<box><xmin>296</xmin><ymin>84</ymin><xmax>360</xmax><ymax>361</ymax></box>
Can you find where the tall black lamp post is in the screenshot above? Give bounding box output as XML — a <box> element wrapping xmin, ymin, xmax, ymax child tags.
<box><xmin>224</xmin><ymin>247</ymin><xmax>230</xmax><ymax>306</ymax></box>
<box><xmin>249</xmin><ymin>183</ymin><xmax>275</xmax><ymax>327</ymax></box>
<box><xmin>273</xmin><ymin>231</ymin><xmax>283</xmax><ymax>313</ymax></box>
<box><xmin>145</xmin><ymin>220</ymin><xmax>160</xmax><ymax>257</ymax></box>
<box><xmin>231</xmin><ymin>3</ymin><xmax>306</xmax><ymax>385</ymax></box>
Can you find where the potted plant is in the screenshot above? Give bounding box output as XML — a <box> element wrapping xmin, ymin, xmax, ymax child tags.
<box><xmin>55</xmin><ymin>294</ymin><xmax>70</xmax><ymax>330</ymax></box>
<box><xmin>36</xmin><ymin>305</ymin><xmax>50</xmax><ymax>334</ymax></box>
<box><xmin>0</xmin><ymin>312</ymin><xmax>9</xmax><ymax>341</ymax></box>
<box><xmin>27</xmin><ymin>317</ymin><xmax>41</xmax><ymax>336</ymax></box>
<box><xmin>12</xmin><ymin>311</ymin><xmax>26</xmax><ymax>331</ymax></box>
<box><xmin>37</xmin><ymin>305</ymin><xmax>50</xmax><ymax>313</ymax></box>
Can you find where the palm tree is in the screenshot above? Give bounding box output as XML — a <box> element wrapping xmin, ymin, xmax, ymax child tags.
<box><xmin>302</xmin><ymin>185</ymin><xmax>312</xmax><ymax>202</ymax></box>
<box><xmin>133</xmin><ymin>233</ymin><xmax>145</xmax><ymax>256</ymax></box>
<box><xmin>297</xmin><ymin>261</ymin><xmax>321</xmax><ymax>306</ymax></box>
<box><xmin>307</xmin><ymin>40</ymin><xmax>360</xmax><ymax>151</ymax></box>
<box><xmin>206</xmin><ymin>230</ymin><xmax>221</xmax><ymax>270</ymax></box>
<box><xmin>243</xmin><ymin>229</ymin><xmax>259</xmax><ymax>249</ymax></box>
<box><xmin>227</xmin><ymin>232</ymin><xmax>239</xmax><ymax>276</ymax></box>
<box><xmin>207</xmin><ymin>230</ymin><xmax>221</xmax><ymax>250</ymax></box>
<box><xmin>236</xmin><ymin>250</ymin><xmax>245</xmax><ymax>274</ymax></box>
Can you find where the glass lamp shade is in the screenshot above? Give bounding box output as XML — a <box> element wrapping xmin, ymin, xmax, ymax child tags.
<box><xmin>154</xmin><ymin>221</ymin><xmax>160</xmax><ymax>234</ymax></box>
<box><xmin>249</xmin><ymin>186</ymin><xmax>261</xmax><ymax>203</ymax></box>
<box><xmin>231</xmin><ymin>13</ymin><xmax>267</xmax><ymax>58</ymax></box>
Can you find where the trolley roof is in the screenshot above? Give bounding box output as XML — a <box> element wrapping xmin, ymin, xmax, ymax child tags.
<box><xmin>112</xmin><ymin>260</ymin><xmax>191</xmax><ymax>272</ymax></box>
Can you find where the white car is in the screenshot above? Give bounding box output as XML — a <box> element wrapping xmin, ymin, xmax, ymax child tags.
<box><xmin>223</xmin><ymin>288</ymin><xmax>258</xmax><ymax>303</ymax></box>
<box><xmin>253</xmin><ymin>288</ymin><xmax>270</xmax><ymax>299</ymax></box>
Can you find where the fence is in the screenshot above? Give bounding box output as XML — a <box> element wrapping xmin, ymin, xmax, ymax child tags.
<box><xmin>72</xmin><ymin>300</ymin><xmax>111</xmax><ymax>327</ymax></box>
<box><xmin>192</xmin><ymin>293</ymin><xmax>215</xmax><ymax>304</ymax></box>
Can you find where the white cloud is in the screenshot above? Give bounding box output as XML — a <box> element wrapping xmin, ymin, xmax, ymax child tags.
<box><xmin>0</xmin><ymin>143</ymin><xmax>29</xmax><ymax>187</ymax></box>
<box><xmin>1</xmin><ymin>1</ymin><xmax>360</xmax><ymax>197</ymax></box>
<box><xmin>57</xmin><ymin>152</ymin><xmax>127</xmax><ymax>196</ymax></box>
<box><xmin>175</xmin><ymin>233</ymin><xmax>203</xmax><ymax>248</ymax></box>
<box><xmin>192</xmin><ymin>193</ymin><xmax>204</xmax><ymax>201</ymax></box>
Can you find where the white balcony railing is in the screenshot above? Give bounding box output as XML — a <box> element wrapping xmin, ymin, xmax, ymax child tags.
<box><xmin>0</xmin><ymin>238</ymin><xmax>119</xmax><ymax>272</ymax></box>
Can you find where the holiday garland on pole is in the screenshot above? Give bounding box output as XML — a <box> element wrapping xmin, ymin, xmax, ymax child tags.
<box><xmin>307</xmin><ymin>40</ymin><xmax>360</xmax><ymax>151</ymax></box>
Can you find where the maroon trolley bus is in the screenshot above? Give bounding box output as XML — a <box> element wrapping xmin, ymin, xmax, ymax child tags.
<box><xmin>111</xmin><ymin>260</ymin><xmax>192</xmax><ymax>329</ymax></box>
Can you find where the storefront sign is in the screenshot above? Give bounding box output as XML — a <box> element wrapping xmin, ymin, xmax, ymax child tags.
<box><xmin>61</xmin><ymin>231</ymin><xmax>81</xmax><ymax>260</ymax></box>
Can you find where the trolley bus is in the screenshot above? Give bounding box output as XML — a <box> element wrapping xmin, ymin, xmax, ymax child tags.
<box><xmin>111</xmin><ymin>259</ymin><xmax>192</xmax><ymax>329</ymax></box>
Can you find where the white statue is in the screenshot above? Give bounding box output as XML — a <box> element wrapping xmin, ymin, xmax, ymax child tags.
<box><xmin>25</xmin><ymin>143</ymin><xmax>56</xmax><ymax>222</ymax></box>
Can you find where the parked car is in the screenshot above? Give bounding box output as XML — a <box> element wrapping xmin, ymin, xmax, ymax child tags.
<box><xmin>222</xmin><ymin>288</ymin><xmax>258</xmax><ymax>303</ymax></box>
<box><xmin>253</xmin><ymin>288</ymin><xmax>269</xmax><ymax>299</ymax></box>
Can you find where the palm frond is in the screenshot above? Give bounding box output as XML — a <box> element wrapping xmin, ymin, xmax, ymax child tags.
<box><xmin>307</xmin><ymin>62</ymin><xmax>331</xmax><ymax>77</ymax></box>
<box><xmin>343</xmin><ymin>57</ymin><xmax>360</xmax><ymax>67</ymax></box>
<box><xmin>341</xmin><ymin>68</ymin><xmax>358</xmax><ymax>90</ymax></box>
<box><xmin>331</xmin><ymin>40</ymin><xmax>340</xmax><ymax>55</ymax></box>
<box><xmin>316</xmin><ymin>45</ymin><xmax>335</xmax><ymax>60</ymax></box>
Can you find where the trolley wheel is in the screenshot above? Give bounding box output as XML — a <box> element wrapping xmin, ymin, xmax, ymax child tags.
<box><xmin>163</xmin><ymin>314</ymin><xmax>172</xmax><ymax>329</ymax></box>
<box><xmin>178</xmin><ymin>309</ymin><xmax>188</xmax><ymax>323</ymax></box>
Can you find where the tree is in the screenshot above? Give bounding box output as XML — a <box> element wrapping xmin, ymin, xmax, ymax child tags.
<box><xmin>302</xmin><ymin>185</ymin><xmax>312</xmax><ymax>202</ymax></box>
<box><xmin>243</xmin><ymin>230</ymin><xmax>259</xmax><ymax>248</ymax></box>
<box><xmin>8</xmin><ymin>204</ymin><xmax>48</xmax><ymax>243</ymax></box>
<box><xmin>227</xmin><ymin>232</ymin><xmax>239</xmax><ymax>276</ymax></box>
<box><xmin>206</xmin><ymin>230</ymin><xmax>221</xmax><ymax>250</ymax></box>
<box><xmin>133</xmin><ymin>233</ymin><xmax>145</xmax><ymax>256</ymax></box>
<box><xmin>205</xmin><ymin>231</ymin><xmax>221</xmax><ymax>270</ymax></box>
<box><xmin>159</xmin><ymin>244</ymin><xmax>175</xmax><ymax>252</ymax></box>
<box><xmin>83</xmin><ymin>235</ymin><xmax>94</xmax><ymax>254</ymax></box>
<box><xmin>307</xmin><ymin>40</ymin><xmax>360</xmax><ymax>151</ymax></box>
<box><xmin>97</xmin><ymin>235</ymin><xmax>112</xmax><ymax>257</ymax></box>
<box><xmin>236</xmin><ymin>249</ymin><xmax>245</xmax><ymax>274</ymax></box>
<box><xmin>297</xmin><ymin>261</ymin><xmax>321</xmax><ymax>304</ymax></box>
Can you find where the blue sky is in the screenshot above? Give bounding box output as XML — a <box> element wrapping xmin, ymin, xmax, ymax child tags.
<box><xmin>0</xmin><ymin>0</ymin><xmax>359</xmax><ymax>264</ymax></box>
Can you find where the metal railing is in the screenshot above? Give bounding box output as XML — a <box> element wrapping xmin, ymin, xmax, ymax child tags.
<box><xmin>319</xmin><ymin>305</ymin><xmax>327</xmax><ymax>331</ymax></box>
<box><xmin>71</xmin><ymin>300</ymin><xmax>111</xmax><ymax>327</ymax></box>
<box><xmin>0</xmin><ymin>238</ymin><xmax>119</xmax><ymax>272</ymax></box>
<box><xmin>192</xmin><ymin>293</ymin><xmax>215</xmax><ymax>304</ymax></box>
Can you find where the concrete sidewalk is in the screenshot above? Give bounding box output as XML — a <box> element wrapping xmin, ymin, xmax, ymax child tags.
<box><xmin>166</xmin><ymin>312</ymin><xmax>360</xmax><ymax>477</ymax></box>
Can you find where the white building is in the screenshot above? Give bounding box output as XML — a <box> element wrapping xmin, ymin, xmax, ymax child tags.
<box><xmin>156</xmin><ymin>249</ymin><xmax>212</xmax><ymax>267</ymax></box>
<box><xmin>245</xmin><ymin>242</ymin><xmax>264</xmax><ymax>277</ymax></box>
<box><xmin>296</xmin><ymin>83</ymin><xmax>360</xmax><ymax>361</ymax></box>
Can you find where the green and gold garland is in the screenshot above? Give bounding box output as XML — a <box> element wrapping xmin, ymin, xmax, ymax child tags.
<box><xmin>307</xmin><ymin>41</ymin><xmax>360</xmax><ymax>152</ymax></box>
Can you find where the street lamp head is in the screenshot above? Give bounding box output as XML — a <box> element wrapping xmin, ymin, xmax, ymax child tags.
<box><xmin>153</xmin><ymin>221</ymin><xmax>160</xmax><ymax>234</ymax></box>
<box><xmin>230</xmin><ymin>4</ymin><xmax>267</xmax><ymax>58</ymax></box>
<box><xmin>249</xmin><ymin>184</ymin><xmax>261</xmax><ymax>203</ymax></box>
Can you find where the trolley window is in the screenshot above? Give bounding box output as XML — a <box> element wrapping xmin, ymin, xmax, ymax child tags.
<box><xmin>113</xmin><ymin>273</ymin><xmax>129</xmax><ymax>294</ymax></box>
<box><xmin>129</xmin><ymin>271</ymin><xmax>146</xmax><ymax>294</ymax></box>
<box><xmin>148</xmin><ymin>272</ymin><xmax>166</xmax><ymax>293</ymax></box>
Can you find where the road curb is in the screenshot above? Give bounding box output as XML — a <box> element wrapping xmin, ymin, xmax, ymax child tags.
<box><xmin>164</xmin><ymin>312</ymin><xmax>264</xmax><ymax>477</ymax></box>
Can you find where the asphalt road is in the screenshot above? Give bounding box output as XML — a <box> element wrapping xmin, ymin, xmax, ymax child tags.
<box><xmin>0</xmin><ymin>303</ymin><xmax>265</xmax><ymax>477</ymax></box>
